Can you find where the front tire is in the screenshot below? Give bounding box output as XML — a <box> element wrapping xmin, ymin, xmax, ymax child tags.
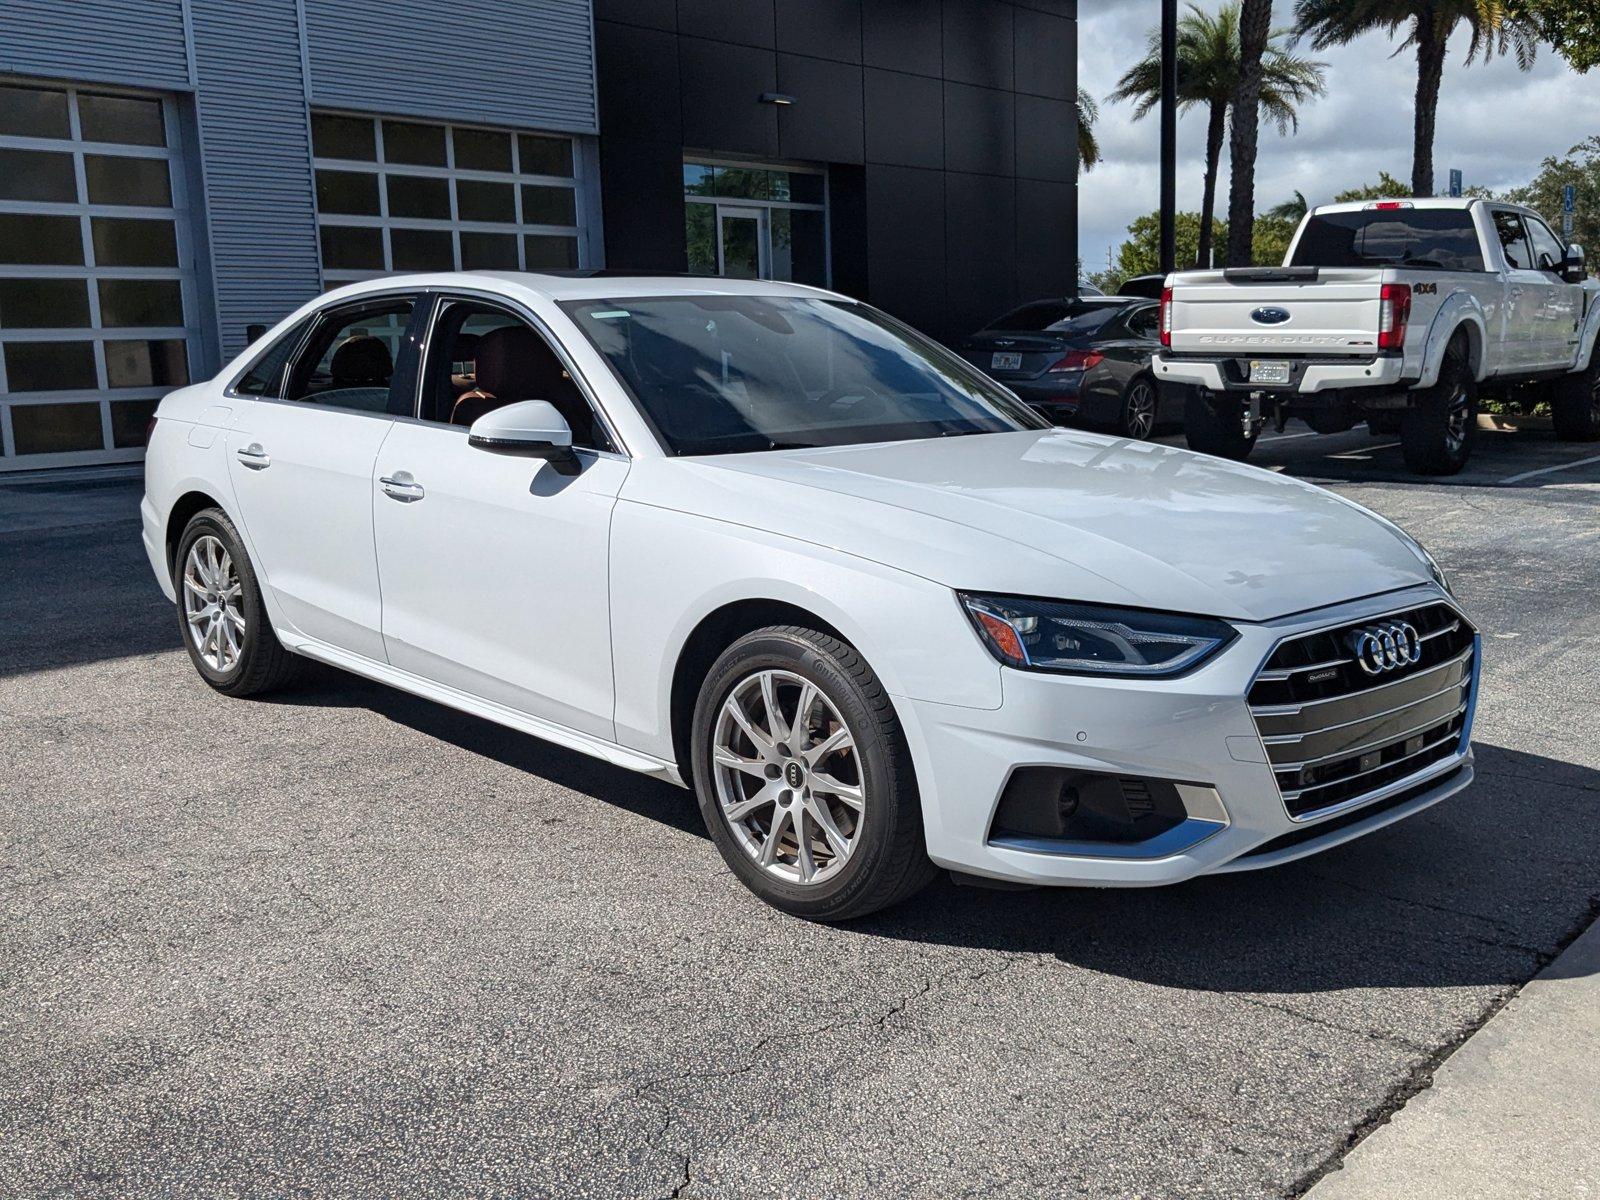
<box><xmin>1184</xmin><ymin>390</ymin><xmax>1258</xmax><ymax>461</ymax></box>
<box><xmin>1401</xmin><ymin>337</ymin><xmax>1477</xmax><ymax>475</ymax></box>
<box><xmin>174</xmin><ymin>508</ymin><xmax>303</xmax><ymax>697</ymax></box>
<box><xmin>690</xmin><ymin>626</ymin><xmax>938</xmax><ymax>921</ymax></box>
<box><xmin>1552</xmin><ymin>350</ymin><xmax>1600</xmax><ymax>441</ymax></box>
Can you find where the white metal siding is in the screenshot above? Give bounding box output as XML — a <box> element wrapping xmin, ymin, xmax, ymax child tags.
<box><xmin>0</xmin><ymin>0</ymin><xmax>191</xmax><ymax>91</ymax></box>
<box><xmin>303</xmin><ymin>0</ymin><xmax>598</xmax><ymax>136</ymax></box>
<box><xmin>188</xmin><ymin>0</ymin><xmax>322</xmax><ymax>359</ymax></box>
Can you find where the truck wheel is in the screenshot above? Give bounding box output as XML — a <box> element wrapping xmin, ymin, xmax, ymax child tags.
<box><xmin>1401</xmin><ymin>339</ymin><xmax>1477</xmax><ymax>475</ymax></box>
<box><xmin>1184</xmin><ymin>390</ymin><xmax>1258</xmax><ymax>461</ymax></box>
<box><xmin>1552</xmin><ymin>352</ymin><xmax>1600</xmax><ymax>441</ymax></box>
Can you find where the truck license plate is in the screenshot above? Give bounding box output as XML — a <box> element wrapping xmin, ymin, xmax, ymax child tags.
<box><xmin>1249</xmin><ymin>359</ymin><xmax>1291</xmax><ymax>385</ymax></box>
<box><xmin>991</xmin><ymin>352</ymin><xmax>1023</xmax><ymax>371</ymax></box>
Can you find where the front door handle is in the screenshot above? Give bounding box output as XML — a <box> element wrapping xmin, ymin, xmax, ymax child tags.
<box><xmin>379</xmin><ymin>472</ymin><xmax>425</xmax><ymax>503</ymax></box>
<box><xmin>235</xmin><ymin>443</ymin><xmax>271</xmax><ymax>470</ymax></box>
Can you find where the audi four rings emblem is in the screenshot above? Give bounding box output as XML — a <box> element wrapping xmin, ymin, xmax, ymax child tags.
<box><xmin>1348</xmin><ymin>622</ymin><xmax>1422</xmax><ymax>676</ymax></box>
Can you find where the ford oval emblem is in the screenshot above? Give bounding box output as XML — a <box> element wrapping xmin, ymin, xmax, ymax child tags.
<box><xmin>1251</xmin><ymin>306</ymin><xmax>1291</xmax><ymax>325</ymax></box>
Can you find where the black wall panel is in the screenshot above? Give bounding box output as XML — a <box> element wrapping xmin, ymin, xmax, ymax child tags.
<box><xmin>1014</xmin><ymin>5</ymin><xmax>1074</xmax><ymax>100</ymax></box>
<box><xmin>943</xmin><ymin>0</ymin><xmax>1014</xmax><ymax>91</ymax></box>
<box><xmin>679</xmin><ymin>37</ymin><xmax>779</xmax><ymax>156</ymax></box>
<box><xmin>777</xmin><ymin>54</ymin><xmax>864</xmax><ymax>164</ymax></box>
<box><xmin>776</xmin><ymin>0</ymin><xmax>863</xmax><ymax>62</ymax></box>
<box><xmin>862</xmin><ymin>0</ymin><xmax>942</xmax><ymax>77</ymax></box>
<box><xmin>944</xmin><ymin>82</ymin><xmax>1015</xmax><ymax>177</ymax></box>
<box><xmin>865</xmin><ymin>68</ymin><xmax>943</xmax><ymax>170</ymax></box>
<box><xmin>677</xmin><ymin>0</ymin><xmax>774</xmax><ymax>48</ymax></box>
<box><xmin>596</xmin><ymin>1</ymin><xmax>1078</xmax><ymax>342</ymax></box>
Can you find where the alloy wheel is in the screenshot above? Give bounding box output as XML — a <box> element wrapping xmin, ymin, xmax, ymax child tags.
<box><xmin>711</xmin><ymin>669</ymin><xmax>865</xmax><ymax>886</ymax></box>
<box><xmin>183</xmin><ymin>534</ymin><xmax>245</xmax><ymax>672</ymax></box>
<box><xmin>1445</xmin><ymin>384</ymin><xmax>1471</xmax><ymax>453</ymax></box>
<box><xmin>1125</xmin><ymin>382</ymin><xmax>1156</xmax><ymax>440</ymax></box>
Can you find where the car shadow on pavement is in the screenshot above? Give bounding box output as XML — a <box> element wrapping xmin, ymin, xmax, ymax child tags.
<box><xmin>848</xmin><ymin>742</ymin><xmax>1600</xmax><ymax>995</ymax></box>
<box><xmin>266</xmin><ymin>664</ymin><xmax>709</xmax><ymax>841</ymax></box>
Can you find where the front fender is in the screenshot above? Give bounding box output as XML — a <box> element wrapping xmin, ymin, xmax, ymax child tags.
<box><xmin>1416</xmin><ymin>291</ymin><xmax>1489</xmax><ymax>389</ymax></box>
<box><xmin>1572</xmin><ymin>285</ymin><xmax>1600</xmax><ymax>373</ymax></box>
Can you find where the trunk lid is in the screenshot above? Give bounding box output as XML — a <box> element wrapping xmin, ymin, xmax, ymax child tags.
<box><xmin>1167</xmin><ymin>266</ymin><xmax>1388</xmax><ymax>356</ymax></box>
<box><xmin>957</xmin><ymin>332</ymin><xmax>1079</xmax><ymax>381</ymax></box>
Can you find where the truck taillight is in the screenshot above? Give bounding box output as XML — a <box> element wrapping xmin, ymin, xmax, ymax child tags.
<box><xmin>1160</xmin><ymin>286</ymin><xmax>1173</xmax><ymax>348</ymax></box>
<box><xmin>1378</xmin><ymin>283</ymin><xmax>1411</xmax><ymax>351</ymax></box>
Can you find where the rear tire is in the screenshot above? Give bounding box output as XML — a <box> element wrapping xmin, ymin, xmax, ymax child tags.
<box><xmin>1118</xmin><ymin>376</ymin><xmax>1159</xmax><ymax>440</ymax></box>
<box><xmin>174</xmin><ymin>508</ymin><xmax>304</xmax><ymax>697</ymax></box>
<box><xmin>1401</xmin><ymin>336</ymin><xmax>1477</xmax><ymax>475</ymax></box>
<box><xmin>1184</xmin><ymin>390</ymin><xmax>1258</xmax><ymax>461</ymax></box>
<box><xmin>1552</xmin><ymin>351</ymin><xmax>1600</xmax><ymax>441</ymax></box>
<box><xmin>690</xmin><ymin>626</ymin><xmax>938</xmax><ymax>921</ymax></box>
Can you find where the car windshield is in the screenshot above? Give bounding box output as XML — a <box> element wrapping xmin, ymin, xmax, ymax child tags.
<box><xmin>983</xmin><ymin>300</ymin><xmax>1125</xmax><ymax>334</ymax></box>
<box><xmin>1290</xmin><ymin>209</ymin><xmax>1486</xmax><ymax>271</ymax></box>
<box><xmin>561</xmin><ymin>295</ymin><xmax>1048</xmax><ymax>456</ymax></box>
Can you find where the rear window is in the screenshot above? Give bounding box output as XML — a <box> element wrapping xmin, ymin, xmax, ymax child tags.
<box><xmin>1290</xmin><ymin>209</ymin><xmax>1486</xmax><ymax>272</ymax></box>
<box><xmin>984</xmin><ymin>300</ymin><xmax>1126</xmax><ymax>334</ymax></box>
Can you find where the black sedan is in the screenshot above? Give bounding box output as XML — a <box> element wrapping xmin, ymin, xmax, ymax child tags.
<box><xmin>955</xmin><ymin>297</ymin><xmax>1173</xmax><ymax>440</ymax></box>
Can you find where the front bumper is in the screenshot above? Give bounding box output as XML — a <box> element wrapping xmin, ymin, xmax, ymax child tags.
<box><xmin>1154</xmin><ymin>352</ymin><xmax>1407</xmax><ymax>396</ymax></box>
<box><xmin>897</xmin><ymin>585</ymin><xmax>1475</xmax><ymax>887</ymax></box>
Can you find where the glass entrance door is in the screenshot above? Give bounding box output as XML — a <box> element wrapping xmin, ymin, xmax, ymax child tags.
<box><xmin>716</xmin><ymin>205</ymin><xmax>766</xmax><ymax>278</ymax></box>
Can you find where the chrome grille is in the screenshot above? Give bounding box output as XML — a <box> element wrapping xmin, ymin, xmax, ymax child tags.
<box><xmin>1248</xmin><ymin>602</ymin><xmax>1476</xmax><ymax>819</ymax></box>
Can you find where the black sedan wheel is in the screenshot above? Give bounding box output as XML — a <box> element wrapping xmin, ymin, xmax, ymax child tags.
<box><xmin>1119</xmin><ymin>377</ymin><xmax>1158</xmax><ymax>440</ymax></box>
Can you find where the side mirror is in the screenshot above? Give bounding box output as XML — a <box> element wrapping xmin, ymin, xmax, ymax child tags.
<box><xmin>1563</xmin><ymin>243</ymin><xmax>1587</xmax><ymax>284</ymax></box>
<box><xmin>467</xmin><ymin>400</ymin><xmax>579</xmax><ymax>473</ymax></box>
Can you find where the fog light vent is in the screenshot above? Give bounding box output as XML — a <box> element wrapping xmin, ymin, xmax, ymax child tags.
<box><xmin>990</xmin><ymin>768</ymin><xmax>1187</xmax><ymax>845</ymax></box>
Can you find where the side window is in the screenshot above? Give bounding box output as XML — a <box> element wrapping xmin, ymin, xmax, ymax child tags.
<box><xmin>419</xmin><ymin>298</ymin><xmax>612</xmax><ymax>452</ymax></box>
<box><xmin>283</xmin><ymin>296</ymin><xmax>416</xmax><ymax>413</ymax></box>
<box><xmin>1493</xmin><ymin>210</ymin><xmax>1533</xmax><ymax>272</ymax></box>
<box><xmin>1125</xmin><ymin>305</ymin><xmax>1159</xmax><ymax>340</ymax></box>
<box><xmin>1525</xmin><ymin>216</ymin><xmax>1566</xmax><ymax>274</ymax></box>
<box><xmin>231</xmin><ymin>319</ymin><xmax>307</xmax><ymax>397</ymax></box>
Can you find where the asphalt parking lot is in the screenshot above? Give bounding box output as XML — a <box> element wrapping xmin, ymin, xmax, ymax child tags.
<box><xmin>2</xmin><ymin>421</ymin><xmax>1598</xmax><ymax>1199</ymax></box>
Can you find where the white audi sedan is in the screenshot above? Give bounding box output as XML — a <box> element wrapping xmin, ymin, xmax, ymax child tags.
<box><xmin>142</xmin><ymin>272</ymin><xmax>1478</xmax><ymax>919</ymax></box>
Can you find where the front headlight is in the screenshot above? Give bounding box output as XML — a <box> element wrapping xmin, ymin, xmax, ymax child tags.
<box><xmin>959</xmin><ymin>594</ymin><xmax>1236</xmax><ymax>678</ymax></box>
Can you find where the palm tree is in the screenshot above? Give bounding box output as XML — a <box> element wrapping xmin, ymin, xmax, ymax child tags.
<box><xmin>1267</xmin><ymin>189</ymin><xmax>1309</xmax><ymax>221</ymax></box>
<box><xmin>1227</xmin><ymin>0</ymin><xmax>1275</xmax><ymax>267</ymax></box>
<box><xmin>1294</xmin><ymin>1</ymin><xmax>1538</xmax><ymax>197</ymax></box>
<box><xmin>1077</xmin><ymin>88</ymin><xmax>1101</xmax><ymax>172</ymax></box>
<box><xmin>1110</xmin><ymin>3</ymin><xmax>1325</xmax><ymax>267</ymax></box>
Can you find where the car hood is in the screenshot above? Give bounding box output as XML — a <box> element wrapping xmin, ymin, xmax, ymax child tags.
<box><xmin>632</xmin><ymin>429</ymin><xmax>1434</xmax><ymax>622</ymax></box>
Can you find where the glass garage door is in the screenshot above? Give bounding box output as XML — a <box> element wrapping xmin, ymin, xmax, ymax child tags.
<box><xmin>310</xmin><ymin>112</ymin><xmax>592</xmax><ymax>288</ymax></box>
<box><xmin>0</xmin><ymin>81</ymin><xmax>199</xmax><ymax>472</ymax></box>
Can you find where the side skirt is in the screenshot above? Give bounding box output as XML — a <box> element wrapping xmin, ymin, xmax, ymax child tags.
<box><xmin>286</xmin><ymin>634</ymin><xmax>687</xmax><ymax>787</ymax></box>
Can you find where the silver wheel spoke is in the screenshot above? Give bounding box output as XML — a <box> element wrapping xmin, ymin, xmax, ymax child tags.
<box><xmin>711</xmin><ymin>668</ymin><xmax>867</xmax><ymax>887</ymax></box>
<box><xmin>804</xmin><ymin>726</ymin><xmax>850</xmax><ymax>765</ymax></box>
<box><xmin>758</xmin><ymin>806</ymin><xmax>790</xmax><ymax>867</ymax></box>
<box><xmin>758</xmin><ymin>672</ymin><xmax>788</xmax><ymax>744</ymax></box>
<box><xmin>812</xmin><ymin>770</ymin><xmax>864</xmax><ymax>810</ymax></box>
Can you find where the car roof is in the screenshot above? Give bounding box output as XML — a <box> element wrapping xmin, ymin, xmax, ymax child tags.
<box><xmin>1309</xmin><ymin>197</ymin><xmax>1542</xmax><ymax>218</ymax></box>
<box><xmin>314</xmin><ymin>270</ymin><xmax>841</xmax><ymax>306</ymax></box>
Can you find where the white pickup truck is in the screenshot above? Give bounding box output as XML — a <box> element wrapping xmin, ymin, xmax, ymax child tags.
<box><xmin>1153</xmin><ymin>198</ymin><xmax>1600</xmax><ymax>473</ymax></box>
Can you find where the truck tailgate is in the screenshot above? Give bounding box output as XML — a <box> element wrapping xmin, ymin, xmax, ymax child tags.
<box><xmin>1168</xmin><ymin>268</ymin><xmax>1384</xmax><ymax>356</ymax></box>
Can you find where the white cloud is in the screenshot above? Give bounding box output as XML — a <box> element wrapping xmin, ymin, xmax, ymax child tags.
<box><xmin>1076</xmin><ymin>5</ymin><xmax>1600</xmax><ymax>273</ymax></box>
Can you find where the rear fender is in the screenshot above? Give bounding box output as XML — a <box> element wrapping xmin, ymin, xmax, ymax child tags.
<box><xmin>1416</xmin><ymin>292</ymin><xmax>1488</xmax><ymax>389</ymax></box>
<box><xmin>1572</xmin><ymin>288</ymin><xmax>1600</xmax><ymax>373</ymax></box>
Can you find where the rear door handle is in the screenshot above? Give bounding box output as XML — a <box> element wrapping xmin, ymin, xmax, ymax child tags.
<box><xmin>235</xmin><ymin>443</ymin><xmax>271</xmax><ymax>470</ymax></box>
<box><xmin>379</xmin><ymin>472</ymin><xmax>425</xmax><ymax>503</ymax></box>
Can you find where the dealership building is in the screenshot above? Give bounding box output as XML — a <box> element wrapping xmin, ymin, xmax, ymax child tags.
<box><xmin>0</xmin><ymin>0</ymin><xmax>1079</xmax><ymax>472</ymax></box>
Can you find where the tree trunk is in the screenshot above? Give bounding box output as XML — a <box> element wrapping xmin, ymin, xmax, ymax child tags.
<box><xmin>1198</xmin><ymin>100</ymin><xmax>1226</xmax><ymax>268</ymax></box>
<box><xmin>1412</xmin><ymin>17</ymin><xmax>1446</xmax><ymax>197</ymax></box>
<box><xmin>1226</xmin><ymin>0</ymin><xmax>1272</xmax><ymax>267</ymax></box>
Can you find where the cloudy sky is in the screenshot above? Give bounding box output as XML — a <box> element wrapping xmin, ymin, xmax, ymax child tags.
<box><xmin>1076</xmin><ymin>1</ymin><xmax>1600</xmax><ymax>272</ymax></box>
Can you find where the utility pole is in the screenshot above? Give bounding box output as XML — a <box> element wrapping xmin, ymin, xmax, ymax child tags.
<box><xmin>1159</xmin><ymin>0</ymin><xmax>1178</xmax><ymax>277</ymax></box>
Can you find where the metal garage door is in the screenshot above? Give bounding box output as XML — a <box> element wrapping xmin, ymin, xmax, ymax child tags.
<box><xmin>0</xmin><ymin>80</ymin><xmax>201</xmax><ymax>472</ymax></box>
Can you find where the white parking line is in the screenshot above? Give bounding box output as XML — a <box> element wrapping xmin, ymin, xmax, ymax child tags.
<box><xmin>1325</xmin><ymin>442</ymin><xmax>1400</xmax><ymax>460</ymax></box>
<box><xmin>1499</xmin><ymin>453</ymin><xmax>1600</xmax><ymax>485</ymax></box>
<box><xmin>1259</xmin><ymin>431</ymin><xmax>1322</xmax><ymax>443</ymax></box>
